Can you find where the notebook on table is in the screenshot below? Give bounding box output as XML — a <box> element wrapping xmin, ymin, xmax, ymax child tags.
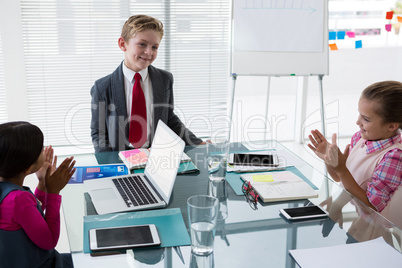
<box><xmin>84</xmin><ymin>120</ymin><xmax>185</xmax><ymax>215</ymax></box>
<box><xmin>240</xmin><ymin>170</ymin><xmax>318</xmax><ymax>203</ymax></box>
<box><xmin>118</xmin><ymin>148</ymin><xmax>191</xmax><ymax>171</ymax></box>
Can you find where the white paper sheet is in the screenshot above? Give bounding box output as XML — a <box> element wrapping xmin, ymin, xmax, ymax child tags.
<box><xmin>289</xmin><ymin>237</ymin><xmax>402</xmax><ymax>268</ymax></box>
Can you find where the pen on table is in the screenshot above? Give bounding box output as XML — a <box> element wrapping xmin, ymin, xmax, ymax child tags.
<box><xmin>241</xmin><ymin>178</ymin><xmax>292</xmax><ymax>185</ymax></box>
<box><xmin>264</xmin><ymin>180</ymin><xmax>292</xmax><ymax>185</ymax></box>
<box><xmin>173</xmin><ymin>246</ymin><xmax>185</xmax><ymax>265</ymax></box>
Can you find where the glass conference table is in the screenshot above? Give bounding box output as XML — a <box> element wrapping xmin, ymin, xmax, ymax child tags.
<box><xmin>60</xmin><ymin>140</ymin><xmax>402</xmax><ymax>267</ymax></box>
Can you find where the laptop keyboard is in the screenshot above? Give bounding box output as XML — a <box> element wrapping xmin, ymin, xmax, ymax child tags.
<box><xmin>112</xmin><ymin>175</ymin><xmax>158</xmax><ymax>207</ymax></box>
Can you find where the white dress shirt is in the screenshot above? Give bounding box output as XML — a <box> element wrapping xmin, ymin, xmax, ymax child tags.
<box><xmin>122</xmin><ymin>62</ymin><xmax>153</xmax><ymax>148</ymax></box>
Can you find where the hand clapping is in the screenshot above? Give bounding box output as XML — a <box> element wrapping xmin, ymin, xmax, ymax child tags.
<box><xmin>308</xmin><ymin>130</ymin><xmax>350</xmax><ymax>171</ymax></box>
<box><xmin>308</xmin><ymin>129</ymin><xmax>331</xmax><ymax>160</ymax></box>
<box><xmin>36</xmin><ymin>146</ymin><xmax>58</xmax><ymax>192</ymax></box>
<box><xmin>324</xmin><ymin>134</ymin><xmax>350</xmax><ymax>172</ymax></box>
<box><xmin>45</xmin><ymin>156</ymin><xmax>76</xmax><ymax>194</ymax></box>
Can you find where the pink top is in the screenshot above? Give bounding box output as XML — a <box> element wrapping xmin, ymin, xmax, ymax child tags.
<box><xmin>348</xmin><ymin>131</ymin><xmax>402</xmax><ymax>212</ymax></box>
<box><xmin>0</xmin><ymin>187</ymin><xmax>61</xmax><ymax>250</ymax></box>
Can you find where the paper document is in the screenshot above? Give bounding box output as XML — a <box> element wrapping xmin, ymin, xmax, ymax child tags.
<box><xmin>289</xmin><ymin>237</ymin><xmax>402</xmax><ymax>268</ymax></box>
<box><xmin>240</xmin><ymin>171</ymin><xmax>318</xmax><ymax>202</ymax></box>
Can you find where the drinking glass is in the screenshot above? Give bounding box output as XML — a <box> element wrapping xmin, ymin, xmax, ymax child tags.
<box><xmin>206</xmin><ymin>137</ymin><xmax>229</xmax><ymax>181</ymax></box>
<box><xmin>187</xmin><ymin>195</ymin><xmax>219</xmax><ymax>255</ymax></box>
<box><xmin>208</xmin><ymin>179</ymin><xmax>228</xmax><ymax>221</ymax></box>
<box><xmin>189</xmin><ymin>251</ymin><xmax>215</xmax><ymax>268</ymax></box>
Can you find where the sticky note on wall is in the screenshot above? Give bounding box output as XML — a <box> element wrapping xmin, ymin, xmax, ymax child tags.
<box><xmin>398</xmin><ymin>16</ymin><xmax>402</xmax><ymax>23</ymax></box>
<box><xmin>355</xmin><ymin>40</ymin><xmax>362</xmax><ymax>49</ymax></box>
<box><xmin>346</xmin><ymin>31</ymin><xmax>355</xmax><ymax>38</ymax></box>
<box><xmin>386</xmin><ymin>11</ymin><xmax>394</xmax><ymax>20</ymax></box>
<box><xmin>329</xmin><ymin>32</ymin><xmax>336</xmax><ymax>40</ymax></box>
<box><xmin>385</xmin><ymin>24</ymin><xmax>392</xmax><ymax>32</ymax></box>
<box><xmin>337</xmin><ymin>31</ymin><xmax>346</xmax><ymax>40</ymax></box>
<box><xmin>329</xmin><ymin>43</ymin><xmax>338</xmax><ymax>51</ymax></box>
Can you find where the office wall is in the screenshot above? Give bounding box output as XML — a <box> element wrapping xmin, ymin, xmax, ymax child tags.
<box><xmin>2</xmin><ymin>0</ymin><xmax>401</xmax><ymax>144</ymax></box>
<box><xmin>231</xmin><ymin>46</ymin><xmax>402</xmax><ymax>142</ymax></box>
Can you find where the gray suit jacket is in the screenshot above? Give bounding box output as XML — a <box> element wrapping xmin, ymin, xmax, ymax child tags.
<box><xmin>90</xmin><ymin>62</ymin><xmax>202</xmax><ymax>152</ymax></box>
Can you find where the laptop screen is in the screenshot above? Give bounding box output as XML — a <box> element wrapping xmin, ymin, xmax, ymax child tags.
<box><xmin>144</xmin><ymin>121</ymin><xmax>185</xmax><ymax>202</ymax></box>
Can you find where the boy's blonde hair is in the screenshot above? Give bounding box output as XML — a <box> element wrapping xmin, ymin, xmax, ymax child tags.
<box><xmin>121</xmin><ymin>15</ymin><xmax>164</xmax><ymax>41</ymax></box>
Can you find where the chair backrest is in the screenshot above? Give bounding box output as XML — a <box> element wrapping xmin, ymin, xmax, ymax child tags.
<box><xmin>380</xmin><ymin>186</ymin><xmax>402</xmax><ymax>229</ymax></box>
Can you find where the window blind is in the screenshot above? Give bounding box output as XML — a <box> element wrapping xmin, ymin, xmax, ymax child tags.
<box><xmin>20</xmin><ymin>0</ymin><xmax>230</xmax><ymax>148</ymax></box>
<box><xmin>0</xmin><ymin>30</ymin><xmax>7</xmax><ymax>124</ymax></box>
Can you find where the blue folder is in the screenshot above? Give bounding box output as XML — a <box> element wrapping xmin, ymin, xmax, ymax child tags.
<box><xmin>83</xmin><ymin>208</ymin><xmax>190</xmax><ymax>253</ymax></box>
<box><xmin>69</xmin><ymin>164</ymin><xmax>129</xmax><ymax>184</ymax></box>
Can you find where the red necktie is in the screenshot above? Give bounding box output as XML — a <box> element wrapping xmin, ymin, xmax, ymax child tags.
<box><xmin>129</xmin><ymin>73</ymin><xmax>147</xmax><ymax>147</ymax></box>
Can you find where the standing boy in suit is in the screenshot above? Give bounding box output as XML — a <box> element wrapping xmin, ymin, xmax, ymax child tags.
<box><xmin>91</xmin><ymin>15</ymin><xmax>204</xmax><ymax>152</ymax></box>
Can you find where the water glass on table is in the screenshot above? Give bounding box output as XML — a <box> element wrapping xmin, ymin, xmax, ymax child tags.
<box><xmin>206</xmin><ymin>138</ymin><xmax>229</xmax><ymax>181</ymax></box>
<box><xmin>190</xmin><ymin>251</ymin><xmax>215</xmax><ymax>268</ymax></box>
<box><xmin>187</xmin><ymin>195</ymin><xmax>219</xmax><ymax>256</ymax></box>
<box><xmin>208</xmin><ymin>179</ymin><xmax>228</xmax><ymax>221</ymax></box>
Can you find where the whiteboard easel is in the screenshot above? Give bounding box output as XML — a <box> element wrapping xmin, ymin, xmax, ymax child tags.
<box><xmin>229</xmin><ymin>0</ymin><xmax>329</xmax><ymax>141</ymax></box>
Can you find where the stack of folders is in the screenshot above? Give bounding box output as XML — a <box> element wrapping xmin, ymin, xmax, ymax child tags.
<box><xmin>240</xmin><ymin>171</ymin><xmax>318</xmax><ymax>202</ymax></box>
<box><xmin>119</xmin><ymin>148</ymin><xmax>199</xmax><ymax>174</ymax></box>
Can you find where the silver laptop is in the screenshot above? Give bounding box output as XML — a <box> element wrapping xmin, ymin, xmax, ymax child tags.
<box><xmin>84</xmin><ymin>120</ymin><xmax>185</xmax><ymax>215</ymax></box>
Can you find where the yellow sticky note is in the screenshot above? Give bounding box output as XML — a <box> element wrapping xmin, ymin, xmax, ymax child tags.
<box><xmin>252</xmin><ymin>174</ymin><xmax>274</xmax><ymax>182</ymax></box>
